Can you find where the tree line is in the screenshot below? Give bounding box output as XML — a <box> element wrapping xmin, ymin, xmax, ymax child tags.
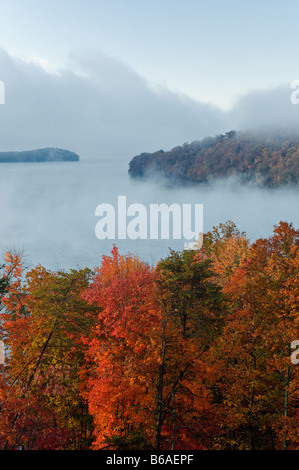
<box><xmin>0</xmin><ymin>148</ymin><xmax>79</xmax><ymax>163</ymax></box>
<box><xmin>128</xmin><ymin>130</ymin><xmax>299</xmax><ymax>187</ymax></box>
<box><xmin>0</xmin><ymin>220</ymin><xmax>298</xmax><ymax>450</ymax></box>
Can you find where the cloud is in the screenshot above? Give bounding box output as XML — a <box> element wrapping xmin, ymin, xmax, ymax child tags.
<box><xmin>227</xmin><ymin>84</ymin><xmax>299</xmax><ymax>134</ymax></box>
<box><xmin>0</xmin><ymin>46</ymin><xmax>298</xmax><ymax>163</ymax></box>
<box><xmin>0</xmin><ymin>47</ymin><xmax>226</xmax><ymax>160</ymax></box>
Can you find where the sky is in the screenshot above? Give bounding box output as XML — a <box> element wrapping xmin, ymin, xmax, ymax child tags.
<box><xmin>0</xmin><ymin>0</ymin><xmax>299</xmax><ymax>107</ymax></box>
<box><xmin>0</xmin><ymin>0</ymin><xmax>299</xmax><ymax>158</ymax></box>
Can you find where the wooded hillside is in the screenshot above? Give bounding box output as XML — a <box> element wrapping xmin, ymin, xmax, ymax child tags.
<box><xmin>129</xmin><ymin>130</ymin><xmax>299</xmax><ymax>187</ymax></box>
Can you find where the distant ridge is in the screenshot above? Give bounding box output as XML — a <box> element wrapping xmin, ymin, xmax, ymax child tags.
<box><xmin>0</xmin><ymin>147</ymin><xmax>80</xmax><ymax>163</ymax></box>
<box><xmin>128</xmin><ymin>130</ymin><xmax>299</xmax><ymax>188</ymax></box>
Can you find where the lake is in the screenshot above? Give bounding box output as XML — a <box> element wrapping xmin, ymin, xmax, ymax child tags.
<box><xmin>0</xmin><ymin>158</ymin><xmax>298</xmax><ymax>271</ymax></box>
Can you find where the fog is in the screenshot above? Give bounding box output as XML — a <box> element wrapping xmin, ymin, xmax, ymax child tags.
<box><xmin>1</xmin><ymin>47</ymin><xmax>299</xmax><ymax>160</ymax></box>
<box><xmin>0</xmin><ymin>47</ymin><xmax>298</xmax><ymax>270</ymax></box>
<box><xmin>0</xmin><ymin>47</ymin><xmax>226</xmax><ymax>159</ymax></box>
<box><xmin>0</xmin><ymin>157</ymin><xmax>297</xmax><ymax>271</ymax></box>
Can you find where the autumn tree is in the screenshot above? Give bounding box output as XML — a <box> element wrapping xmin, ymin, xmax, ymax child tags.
<box><xmin>203</xmin><ymin>220</ymin><xmax>250</xmax><ymax>288</ymax></box>
<box><xmin>81</xmin><ymin>246</ymin><xmax>163</xmax><ymax>449</ymax></box>
<box><xmin>154</xmin><ymin>247</ymin><xmax>225</xmax><ymax>449</ymax></box>
<box><xmin>0</xmin><ymin>263</ymin><xmax>95</xmax><ymax>450</ymax></box>
<box><xmin>209</xmin><ymin>221</ymin><xmax>299</xmax><ymax>449</ymax></box>
<box><xmin>0</xmin><ymin>219</ymin><xmax>298</xmax><ymax>450</ymax></box>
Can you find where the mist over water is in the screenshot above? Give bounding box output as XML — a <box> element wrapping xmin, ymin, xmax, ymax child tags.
<box><xmin>0</xmin><ymin>158</ymin><xmax>298</xmax><ymax>271</ymax></box>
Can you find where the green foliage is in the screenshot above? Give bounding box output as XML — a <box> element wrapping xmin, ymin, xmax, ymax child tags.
<box><xmin>156</xmin><ymin>249</ymin><xmax>224</xmax><ymax>340</ymax></box>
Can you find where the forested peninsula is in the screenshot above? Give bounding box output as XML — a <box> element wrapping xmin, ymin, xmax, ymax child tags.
<box><xmin>0</xmin><ymin>147</ymin><xmax>80</xmax><ymax>163</ymax></box>
<box><xmin>128</xmin><ymin>130</ymin><xmax>299</xmax><ymax>187</ymax></box>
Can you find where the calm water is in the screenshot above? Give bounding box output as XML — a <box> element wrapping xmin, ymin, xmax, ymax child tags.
<box><xmin>0</xmin><ymin>158</ymin><xmax>298</xmax><ymax>271</ymax></box>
